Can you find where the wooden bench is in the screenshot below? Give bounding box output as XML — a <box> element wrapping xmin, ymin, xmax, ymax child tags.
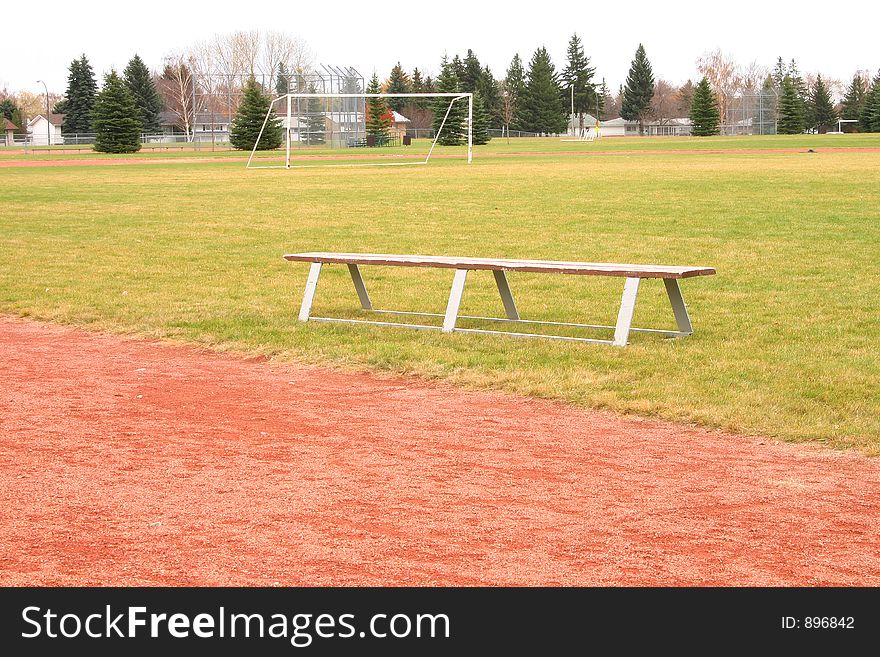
<box><xmin>283</xmin><ymin>253</ymin><xmax>716</xmax><ymax>347</ymax></box>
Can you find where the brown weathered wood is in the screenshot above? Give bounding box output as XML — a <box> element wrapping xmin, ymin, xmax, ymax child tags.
<box><xmin>283</xmin><ymin>253</ymin><xmax>716</xmax><ymax>279</ymax></box>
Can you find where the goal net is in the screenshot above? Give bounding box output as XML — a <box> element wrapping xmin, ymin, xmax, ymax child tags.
<box><xmin>246</xmin><ymin>92</ymin><xmax>473</xmax><ymax>169</ymax></box>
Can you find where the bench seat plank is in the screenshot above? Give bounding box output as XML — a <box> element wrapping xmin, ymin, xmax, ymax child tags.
<box><xmin>283</xmin><ymin>252</ymin><xmax>715</xmax><ymax>279</ymax></box>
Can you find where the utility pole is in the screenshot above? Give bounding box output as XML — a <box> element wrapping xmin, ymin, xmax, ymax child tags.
<box><xmin>37</xmin><ymin>80</ymin><xmax>50</xmax><ymax>147</ymax></box>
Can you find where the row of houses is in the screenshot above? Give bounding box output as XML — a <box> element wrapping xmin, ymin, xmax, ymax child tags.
<box><xmin>17</xmin><ymin>109</ymin><xmax>414</xmax><ymax>145</ymax></box>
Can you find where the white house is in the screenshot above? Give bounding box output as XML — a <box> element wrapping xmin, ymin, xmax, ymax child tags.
<box><xmin>27</xmin><ymin>114</ymin><xmax>64</xmax><ymax>145</ymax></box>
<box><xmin>578</xmin><ymin>114</ymin><xmax>692</xmax><ymax>137</ymax></box>
<box><xmin>158</xmin><ymin>111</ymin><xmax>232</xmax><ymax>142</ymax></box>
<box><xmin>596</xmin><ymin>116</ymin><xmax>627</xmax><ymax>137</ymax></box>
<box><xmin>642</xmin><ymin>118</ymin><xmax>692</xmax><ymax>137</ymax></box>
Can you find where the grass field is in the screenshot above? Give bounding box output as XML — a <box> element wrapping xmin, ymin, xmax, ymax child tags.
<box><xmin>2</xmin><ymin>136</ymin><xmax>879</xmax><ymax>452</ymax></box>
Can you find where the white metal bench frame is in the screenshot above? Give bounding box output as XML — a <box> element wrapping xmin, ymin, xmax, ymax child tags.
<box><xmin>285</xmin><ymin>253</ymin><xmax>715</xmax><ymax>347</ymax></box>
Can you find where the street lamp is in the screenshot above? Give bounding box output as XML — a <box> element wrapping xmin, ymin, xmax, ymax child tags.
<box><xmin>36</xmin><ymin>80</ymin><xmax>50</xmax><ymax>147</ymax></box>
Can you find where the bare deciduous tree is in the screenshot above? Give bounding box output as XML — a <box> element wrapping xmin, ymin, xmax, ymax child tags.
<box><xmin>213</xmin><ymin>30</ymin><xmax>260</xmax><ymax>78</ymax></box>
<box><xmin>498</xmin><ymin>80</ymin><xmax>516</xmax><ymax>141</ymax></box>
<box><xmin>208</xmin><ymin>30</ymin><xmax>313</xmax><ymax>87</ymax></box>
<box><xmin>650</xmin><ymin>79</ymin><xmax>678</xmax><ymax>123</ymax></box>
<box><xmin>607</xmin><ymin>85</ymin><xmax>624</xmax><ymax>119</ymax></box>
<box><xmin>160</xmin><ymin>30</ymin><xmax>313</xmax><ymax>139</ymax></box>
<box><xmin>261</xmin><ymin>30</ymin><xmax>313</xmax><ymax>86</ymax></box>
<box><xmin>740</xmin><ymin>60</ymin><xmax>768</xmax><ymax>92</ymax></box>
<box><xmin>158</xmin><ymin>52</ymin><xmax>196</xmax><ymax>140</ymax></box>
<box><xmin>14</xmin><ymin>91</ymin><xmax>44</xmax><ymax>122</ymax></box>
<box><xmin>697</xmin><ymin>49</ymin><xmax>742</xmax><ymax>127</ymax></box>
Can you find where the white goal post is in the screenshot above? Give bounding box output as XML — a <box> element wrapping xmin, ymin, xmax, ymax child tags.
<box><xmin>246</xmin><ymin>92</ymin><xmax>474</xmax><ymax>169</ymax></box>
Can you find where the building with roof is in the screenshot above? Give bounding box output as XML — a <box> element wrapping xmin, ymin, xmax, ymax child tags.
<box><xmin>26</xmin><ymin>114</ymin><xmax>64</xmax><ymax>145</ymax></box>
<box><xmin>573</xmin><ymin>114</ymin><xmax>692</xmax><ymax>138</ymax></box>
<box><xmin>158</xmin><ymin>111</ymin><xmax>232</xmax><ymax>142</ymax></box>
<box><xmin>389</xmin><ymin>110</ymin><xmax>410</xmax><ymax>139</ymax></box>
<box><xmin>3</xmin><ymin>118</ymin><xmax>16</xmax><ymax>146</ymax></box>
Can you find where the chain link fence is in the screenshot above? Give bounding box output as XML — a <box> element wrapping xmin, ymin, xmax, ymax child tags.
<box><xmin>722</xmin><ymin>90</ymin><xmax>779</xmax><ymax>136</ymax></box>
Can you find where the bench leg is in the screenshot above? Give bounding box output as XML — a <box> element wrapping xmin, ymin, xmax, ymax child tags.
<box><xmin>493</xmin><ymin>270</ymin><xmax>520</xmax><ymax>320</ymax></box>
<box><xmin>298</xmin><ymin>262</ymin><xmax>322</xmax><ymax>322</ymax></box>
<box><xmin>612</xmin><ymin>277</ymin><xmax>641</xmax><ymax>347</ymax></box>
<box><xmin>347</xmin><ymin>264</ymin><xmax>373</xmax><ymax>310</ymax></box>
<box><xmin>663</xmin><ymin>279</ymin><xmax>693</xmax><ymax>335</ymax></box>
<box><xmin>443</xmin><ymin>269</ymin><xmax>469</xmax><ymax>332</ymax></box>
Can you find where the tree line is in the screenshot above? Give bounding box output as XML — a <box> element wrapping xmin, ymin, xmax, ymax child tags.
<box><xmin>3</xmin><ymin>32</ymin><xmax>880</xmax><ymax>151</ymax></box>
<box><xmin>375</xmin><ymin>45</ymin><xmax>880</xmax><ymax>138</ymax></box>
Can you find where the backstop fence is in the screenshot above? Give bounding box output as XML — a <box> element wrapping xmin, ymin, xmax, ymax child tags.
<box><xmin>721</xmin><ymin>89</ymin><xmax>779</xmax><ymax>136</ymax></box>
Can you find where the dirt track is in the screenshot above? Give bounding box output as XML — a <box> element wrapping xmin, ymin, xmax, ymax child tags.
<box><xmin>3</xmin><ymin>146</ymin><xmax>880</xmax><ymax>168</ymax></box>
<box><xmin>1</xmin><ymin>316</ymin><xmax>878</xmax><ymax>586</ymax></box>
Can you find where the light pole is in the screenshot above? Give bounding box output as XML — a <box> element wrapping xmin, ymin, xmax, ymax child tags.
<box><xmin>36</xmin><ymin>80</ymin><xmax>50</xmax><ymax>147</ymax></box>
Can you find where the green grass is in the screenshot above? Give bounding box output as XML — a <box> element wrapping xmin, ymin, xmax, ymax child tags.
<box><xmin>2</xmin><ymin>136</ymin><xmax>879</xmax><ymax>452</ymax></box>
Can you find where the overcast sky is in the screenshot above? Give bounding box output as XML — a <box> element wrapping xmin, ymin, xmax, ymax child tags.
<box><xmin>3</xmin><ymin>0</ymin><xmax>878</xmax><ymax>96</ymax></box>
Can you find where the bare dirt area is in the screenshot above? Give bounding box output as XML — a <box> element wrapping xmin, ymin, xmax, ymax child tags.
<box><xmin>1</xmin><ymin>316</ymin><xmax>878</xmax><ymax>586</ymax></box>
<box><xmin>0</xmin><ymin>156</ymin><xmax>248</xmax><ymax>168</ymax></box>
<box><xmin>3</xmin><ymin>146</ymin><xmax>880</xmax><ymax>168</ymax></box>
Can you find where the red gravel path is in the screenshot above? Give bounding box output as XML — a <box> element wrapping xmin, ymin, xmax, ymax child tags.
<box><xmin>2</xmin><ymin>146</ymin><xmax>880</xmax><ymax>168</ymax></box>
<box><xmin>1</xmin><ymin>316</ymin><xmax>878</xmax><ymax>586</ymax></box>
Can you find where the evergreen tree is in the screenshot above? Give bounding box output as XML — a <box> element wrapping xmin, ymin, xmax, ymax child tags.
<box><xmin>689</xmin><ymin>77</ymin><xmax>720</xmax><ymax>136</ymax></box>
<box><xmin>411</xmin><ymin>68</ymin><xmax>425</xmax><ymax>92</ymax></box>
<box><xmin>505</xmin><ymin>54</ymin><xmax>527</xmax><ymax>129</ymax></box>
<box><xmin>123</xmin><ymin>54</ymin><xmax>163</xmax><ymax>134</ymax></box>
<box><xmin>560</xmin><ymin>33</ymin><xmax>596</xmax><ymax>133</ymax></box>
<box><xmin>787</xmin><ymin>59</ymin><xmax>809</xmax><ymax>124</ymax></box>
<box><xmin>366</xmin><ymin>72</ymin><xmax>391</xmax><ymax>139</ymax></box>
<box><xmin>478</xmin><ymin>65</ymin><xmax>501</xmax><ymax>128</ymax></box>
<box><xmin>621</xmin><ymin>43</ymin><xmax>655</xmax><ymax>134</ymax></box>
<box><xmin>432</xmin><ymin>56</ymin><xmax>466</xmax><ymax>145</ymax></box>
<box><xmin>229</xmin><ymin>76</ymin><xmax>283</xmax><ymax>150</ymax></box>
<box><xmin>63</xmin><ymin>54</ymin><xmax>98</xmax><ymax>134</ymax></box>
<box><xmin>808</xmin><ymin>74</ymin><xmax>837</xmax><ymax>132</ymax></box>
<box><xmin>341</xmin><ymin>72</ymin><xmax>362</xmax><ymax>95</ymax></box>
<box><xmin>771</xmin><ymin>57</ymin><xmax>786</xmax><ymax>88</ymax></box>
<box><xmin>410</xmin><ymin>68</ymin><xmax>428</xmax><ymax>110</ymax></box>
<box><xmin>92</xmin><ymin>70</ymin><xmax>142</xmax><ymax>153</ymax></box>
<box><xmin>868</xmin><ymin>92</ymin><xmax>880</xmax><ymax>132</ymax></box>
<box><xmin>871</xmin><ymin>74</ymin><xmax>880</xmax><ymax>132</ymax></box>
<box><xmin>598</xmin><ymin>78</ymin><xmax>611</xmax><ymax>120</ymax></box>
<box><xmin>840</xmin><ymin>74</ymin><xmax>866</xmax><ymax>130</ymax></box>
<box><xmin>304</xmin><ymin>83</ymin><xmax>325</xmax><ymax>145</ymax></box>
<box><xmin>423</xmin><ymin>75</ymin><xmax>436</xmax><ymax>93</ymax></box>
<box><xmin>777</xmin><ymin>76</ymin><xmax>805</xmax><ymax>134</ymax></box>
<box><xmin>460</xmin><ymin>50</ymin><xmax>481</xmax><ymax>92</ymax></box>
<box><xmin>451</xmin><ymin>55</ymin><xmax>466</xmax><ymax>85</ymax></box>
<box><xmin>860</xmin><ymin>71</ymin><xmax>880</xmax><ymax>132</ymax></box>
<box><xmin>52</xmin><ymin>99</ymin><xmax>69</xmax><ymax>115</ymax></box>
<box><xmin>386</xmin><ymin>62</ymin><xmax>411</xmax><ymax>112</ymax></box>
<box><xmin>276</xmin><ymin>62</ymin><xmax>290</xmax><ymax>95</ymax></box>
<box><xmin>0</xmin><ymin>98</ymin><xmax>15</xmax><ymax>121</ymax></box>
<box><xmin>471</xmin><ymin>90</ymin><xmax>492</xmax><ymax>144</ymax></box>
<box><xmin>10</xmin><ymin>106</ymin><xmax>24</xmax><ymax>131</ymax></box>
<box><xmin>519</xmin><ymin>46</ymin><xmax>567</xmax><ymax>135</ymax></box>
<box><xmin>788</xmin><ymin>60</ymin><xmax>808</xmax><ymax>95</ymax></box>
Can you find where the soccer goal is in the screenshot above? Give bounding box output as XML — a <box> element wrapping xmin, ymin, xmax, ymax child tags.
<box><xmin>561</xmin><ymin>121</ymin><xmax>600</xmax><ymax>142</ymax></box>
<box><xmin>246</xmin><ymin>92</ymin><xmax>473</xmax><ymax>169</ymax></box>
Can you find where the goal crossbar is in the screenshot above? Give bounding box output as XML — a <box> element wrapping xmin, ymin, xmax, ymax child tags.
<box><xmin>246</xmin><ymin>92</ymin><xmax>474</xmax><ymax>169</ymax></box>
